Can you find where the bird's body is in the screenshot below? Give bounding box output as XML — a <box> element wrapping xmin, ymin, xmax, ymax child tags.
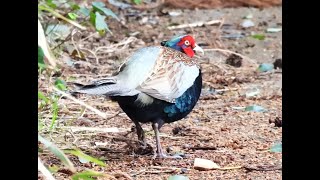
<box><xmin>73</xmin><ymin>35</ymin><xmax>204</xmax><ymax>158</ymax></box>
<box><xmin>111</xmin><ymin>70</ymin><xmax>202</xmax><ymax>125</ymax></box>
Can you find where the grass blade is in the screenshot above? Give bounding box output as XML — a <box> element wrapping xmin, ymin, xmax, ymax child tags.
<box><xmin>50</xmin><ymin>98</ymin><xmax>59</xmax><ymax>130</ymax></box>
<box><xmin>64</xmin><ymin>149</ymin><xmax>106</xmax><ymax>167</ymax></box>
<box><xmin>39</xmin><ymin>5</ymin><xmax>86</xmax><ymax>30</ymax></box>
<box><xmin>71</xmin><ymin>170</ymin><xmax>103</xmax><ymax>180</ymax></box>
<box><xmin>38</xmin><ymin>134</ymin><xmax>76</xmax><ymax>172</ymax></box>
<box><xmin>38</xmin><ymin>19</ymin><xmax>56</xmax><ymax>68</ymax></box>
<box><xmin>38</xmin><ymin>157</ymin><xmax>56</xmax><ymax>180</ymax></box>
<box><xmin>38</xmin><ymin>91</ymin><xmax>49</xmax><ymax>104</ymax></box>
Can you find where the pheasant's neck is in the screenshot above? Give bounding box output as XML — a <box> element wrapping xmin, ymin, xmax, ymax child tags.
<box><xmin>170</xmin><ymin>44</ymin><xmax>183</xmax><ymax>52</ymax></box>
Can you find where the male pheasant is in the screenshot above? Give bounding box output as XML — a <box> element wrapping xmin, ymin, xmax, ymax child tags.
<box><xmin>72</xmin><ymin>35</ymin><xmax>204</xmax><ymax>158</ymax></box>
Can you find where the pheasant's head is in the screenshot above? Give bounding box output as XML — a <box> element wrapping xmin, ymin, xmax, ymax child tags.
<box><xmin>161</xmin><ymin>35</ymin><xmax>204</xmax><ymax>58</ymax></box>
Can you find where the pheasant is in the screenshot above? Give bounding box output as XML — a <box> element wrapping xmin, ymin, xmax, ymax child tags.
<box><xmin>72</xmin><ymin>35</ymin><xmax>204</xmax><ymax>158</ymax></box>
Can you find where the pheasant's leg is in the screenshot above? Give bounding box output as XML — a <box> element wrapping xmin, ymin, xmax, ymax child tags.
<box><xmin>133</xmin><ymin>121</ymin><xmax>146</xmax><ymax>147</ymax></box>
<box><xmin>152</xmin><ymin>122</ymin><xmax>182</xmax><ymax>159</ymax></box>
<box><xmin>152</xmin><ymin>122</ymin><xmax>165</xmax><ymax>157</ymax></box>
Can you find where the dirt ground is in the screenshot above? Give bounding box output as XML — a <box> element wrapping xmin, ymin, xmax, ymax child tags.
<box><xmin>39</xmin><ymin>4</ymin><xmax>282</xmax><ymax>180</ymax></box>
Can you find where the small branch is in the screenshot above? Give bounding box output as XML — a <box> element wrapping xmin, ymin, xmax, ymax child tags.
<box><xmin>243</xmin><ymin>165</ymin><xmax>282</xmax><ymax>172</ymax></box>
<box><xmin>204</xmin><ymin>48</ymin><xmax>258</xmax><ymax>66</ymax></box>
<box><xmin>150</xmin><ymin>166</ymin><xmax>192</xmax><ymax>171</ymax></box>
<box><xmin>188</xmin><ymin>146</ymin><xmax>217</xmax><ymax>150</ymax></box>
<box><xmin>168</xmin><ymin>20</ymin><xmax>222</xmax><ymax>30</ymax></box>
<box><xmin>80</xmin><ymin>47</ymin><xmax>100</xmax><ymax>65</ymax></box>
<box><xmin>61</xmin><ymin>126</ymin><xmax>129</xmax><ymax>133</ymax></box>
<box><xmin>70</xmin><ymin>29</ymin><xmax>83</xmax><ymax>61</ymax></box>
<box><xmin>52</xmin><ymin>86</ymin><xmax>107</xmax><ymax>118</ymax></box>
<box><xmin>144</xmin><ymin>170</ymin><xmax>176</xmax><ymax>174</ymax></box>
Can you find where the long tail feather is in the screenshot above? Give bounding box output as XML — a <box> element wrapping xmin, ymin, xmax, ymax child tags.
<box><xmin>71</xmin><ymin>77</ymin><xmax>121</xmax><ymax>96</ymax></box>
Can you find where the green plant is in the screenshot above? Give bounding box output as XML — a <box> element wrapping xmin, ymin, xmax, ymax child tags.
<box><xmin>38</xmin><ymin>0</ymin><xmax>119</xmax><ymax>35</ymax></box>
<box><xmin>38</xmin><ymin>1</ymin><xmax>120</xmax><ymax>178</ymax></box>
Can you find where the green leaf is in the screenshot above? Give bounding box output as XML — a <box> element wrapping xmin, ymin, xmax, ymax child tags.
<box><xmin>71</xmin><ymin>170</ymin><xmax>103</xmax><ymax>180</ymax></box>
<box><xmin>270</xmin><ymin>142</ymin><xmax>282</xmax><ymax>152</ymax></box>
<box><xmin>168</xmin><ymin>175</ymin><xmax>190</xmax><ymax>180</ymax></box>
<box><xmin>91</xmin><ymin>1</ymin><xmax>105</xmax><ymax>7</ymax></box>
<box><xmin>46</xmin><ymin>0</ymin><xmax>57</xmax><ymax>9</ymax></box>
<box><xmin>92</xmin><ymin>2</ymin><xmax>119</xmax><ymax>21</ymax></box>
<box><xmin>38</xmin><ymin>91</ymin><xmax>49</xmax><ymax>104</ymax></box>
<box><xmin>94</xmin><ymin>12</ymin><xmax>111</xmax><ymax>34</ymax></box>
<box><xmin>70</xmin><ymin>3</ymin><xmax>80</xmax><ymax>11</ymax></box>
<box><xmin>89</xmin><ymin>11</ymin><xmax>96</xmax><ymax>26</ymax></box>
<box><xmin>64</xmin><ymin>149</ymin><xmax>107</xmax><ymax>167</ymax></box>
<box><xmin>68</xmin><ymin>13</ymin><xmax>78</xmax><ymax>20</ymax></box>
<box><xmin>47</xmin><ymin>165</ymin><xmax>60</xmax><ymax>173</ymax></box>
<box><xmin>38</xmin><ymin>134</ymin><xmax>76</xmax><ymax>172</ymax></box>
<box><xmin>38</xmin><ymin>63</ymin><xmax>47</xmax><ymax>69</ymax></box>
<box><xmin>54</xmin><ymin>79</ymin><xmax>67</xmax><ymax>91</ymax></box>
<box><xmin>258</xmin><ymin>63</ymin><xmax>274</xmax><ymax>72</ymax></box>
<box><xmin>79</xmin><ymin>7</ymin><xmax>90</xmax><ymax>16</ymax></box>
<box><xmin>245</xmin><ymin>105</ymin><xmax>266</xmax><ymax>112</ymax></box>
<box><xmin>133</xmin><ymin>0</ymin><xmax>142</xmax><ymax>5</ymax></box>
<box><xmin>39</xmin><ymin>5</ymin><xmax>86</xmax><ymax>30</ymax></box>
<box><xmin>251</xmin><ymin>34</ymin><xmax>265</xmax><ymax>40</ymax></box>
<box><xmin>46</xmin><ymin>24</ymin><xmax>71</xmax><ymax>41</ymax></box>
<box><xmin>38</xmin><ymin>47</ymin><xmax>45</xmax><ymax>65</ymax></box>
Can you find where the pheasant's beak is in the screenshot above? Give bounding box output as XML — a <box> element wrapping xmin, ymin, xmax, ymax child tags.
<box><xmin>193</xmin><ymin>44</ymin><xmax>204</xmax><ymax>56</ymax></box>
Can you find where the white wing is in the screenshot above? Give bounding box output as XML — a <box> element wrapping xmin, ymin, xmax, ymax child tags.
<box><xmin>137</xmin><ymin>47</ymin><xmax>200</xmax><ymax>103</ymax></box>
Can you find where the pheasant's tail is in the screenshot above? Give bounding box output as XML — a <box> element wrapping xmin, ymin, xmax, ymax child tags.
<box><xmin>70</xmin><ymin>77</ymin><xmax>121</xmax><ymax>96</ymax></box>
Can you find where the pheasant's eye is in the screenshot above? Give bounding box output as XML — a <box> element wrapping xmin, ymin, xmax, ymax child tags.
<box><xmin>184</xmin><ymin>40</ymin><xmax>190</xmax><ymax>46</ymax></box>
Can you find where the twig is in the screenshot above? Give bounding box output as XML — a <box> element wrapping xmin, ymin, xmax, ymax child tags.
<box><xmin>204</xmin><ymin>48</ymin><xmax>258</xmax><ymax>66</ymax></box>
<box><xmin>61</xmin><ymin>126</ymin><xmax>129</xmax><ymax>133</ymax></box>
<box><xmin>150</xmin><ymin>166</ymin><xmax>192</xmax><ymax>171</ymax></box>
<box><xmin>144</xmin><ymin>170</ymin><xmax>176</xmax><ymax>174</ymax></box>
<box><xmin>94</xmin><ymin>37</ymin><xmax>137</xmax><ymax>54</ymax></box>
<box><xmin>52</xmin><ymin>86</ymin><xmax>107</xmax><ymax>118</ymax></box>
<box><xmin>243</xmin><ymin>165</ymin><xmax>282</xmax><ymax>172</ymax></box>
<box><xmin>96</xmin><ymin>111</ymin><xmax>121</xmax><ymax>125</ymax></box>
<box><xmin>168</xmin><ymin>20</ymin><xmax>222</xmax><ymax>30</ymax></box>
<box><xmin>188</xmin><ymin>146</ymin><xmax>217</xmax><ymax>150</ymax></box>
<box><xmin>70</xmin><ymin>29</ymin><xmax>83</xmax><ymax>61</ymax></box>
<box><xmin>79</xmin><ymin>47</ymin><xmax>100</xmax><ymax>65</ymax></box>
<box><xmin>80</xmin><ymin>32</ymin><xmax>99</xmax><ymax>42</ymax></box>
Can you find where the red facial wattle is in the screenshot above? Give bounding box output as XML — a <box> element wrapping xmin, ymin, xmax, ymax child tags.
<box><xmin>181</xmin><ymin>45</ymin><xmax>195</xmax><ymax>58</ymax></box>
<box><xmin>177</xmin><ymin>36</ymin><xmax>196</xmax><ymax>58</ymax></box>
